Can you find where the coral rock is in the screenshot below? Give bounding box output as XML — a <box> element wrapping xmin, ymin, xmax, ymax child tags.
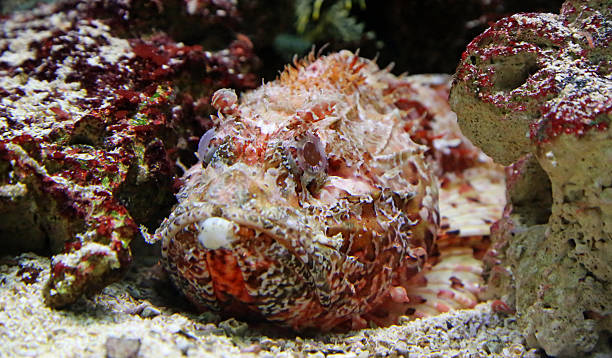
<box><xmin>450</xmin><ymin>0</ymin><xmax>611</xmax><ymax>356</ymax></box>
<box><xmin>0</xmin><ymin>0</ymin><xmax>257</xmax><ymax>307</ymax></box>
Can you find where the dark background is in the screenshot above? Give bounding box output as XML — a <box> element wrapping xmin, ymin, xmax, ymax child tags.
<box><xmin>241</xmin><ymin>0</ymin><xmax>566</xmax><ymax>80</ymax></box>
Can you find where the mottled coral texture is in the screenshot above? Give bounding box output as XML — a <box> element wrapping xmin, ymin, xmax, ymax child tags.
<box><xmin>450</xmin><ymin>0</ymin><xmax>611</xmax><ymax>356</ymax></box>
<box><xmin>0</xmin><ymin>0</ymin><xmax>257</xmax><ymax>307</ymax></box>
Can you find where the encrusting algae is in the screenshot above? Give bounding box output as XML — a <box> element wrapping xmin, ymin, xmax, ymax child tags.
<box><xmin>153</xmin><ymin>51</ymin><xmax>506</xmax><ymax>331</ymax></box>
<box><xmin>0</xmin><ymin>0</ymin><xmax>258</xmax><ymax>309</ymax></box>
<box><xmin>450</xmin><ymin>0</ymin><xmax>612</xmax><ymax>355</ymax></box>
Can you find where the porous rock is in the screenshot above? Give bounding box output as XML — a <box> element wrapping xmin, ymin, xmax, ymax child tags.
<box><xmin>0</xmin><ymin>0</ymin><xmax>257</xmax><ymax>307</ymax></box>
<box><xmin>450</xmin><ymin>0</ymin><xmax>611</xmax><ymax>356</ymax></box>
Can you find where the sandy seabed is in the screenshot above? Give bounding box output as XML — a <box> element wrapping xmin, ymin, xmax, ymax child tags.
<box><xmin>0</xmin><ymin>253</ymin><xmax>541</xmax><ymax>358</ymax></box>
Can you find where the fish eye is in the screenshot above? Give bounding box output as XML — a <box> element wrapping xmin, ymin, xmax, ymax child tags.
<box><xmin>289</xmin><ymin>132</ymin><xmax>328</xmax><ymax>195</ymax></box>
<box><xmin>197</xmin><ymin>128</ymin><xmax>217</xmax><ymax>165</ymax></box>
<box><xmin>303</xmin><ymin>141</ymin><xmax>322</xmax><ymax>167</ymax></box>
<box><xmin>297</xmin><ymin>132</ymin><xmax>327</xmax><ymax>174</ymax></box>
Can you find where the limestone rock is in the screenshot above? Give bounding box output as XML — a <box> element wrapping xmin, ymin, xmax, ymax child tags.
<box><xmin>450</xmin><ymin>0</ymin><xmax>611</xmax><ymax>356</ymax></box>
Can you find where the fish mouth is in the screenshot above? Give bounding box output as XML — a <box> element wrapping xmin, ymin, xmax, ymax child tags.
<box><xmin>154</xmin><ymin>159</ymin><xmax>337</xmax><ymax>312</ymax></box>
<box><xmin>156</xmin><ymin>199</ymin><xmax>313</xmax><ymax>253</ymax></box>
<box><xmin>156</xmin><ymin>196</ymin><xmax>326</xmax><ymax>293</ymax></box>
<box><xmin>156</xmin><ymin>197</ymin><xmax>338</xmax><ymax>319</ymax></box>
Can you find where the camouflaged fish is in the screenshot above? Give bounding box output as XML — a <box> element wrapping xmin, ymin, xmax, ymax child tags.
<box><xmin>153</xmin><ymin>51</ymin><xmax>505</xmax><ymax>331</ymax></box>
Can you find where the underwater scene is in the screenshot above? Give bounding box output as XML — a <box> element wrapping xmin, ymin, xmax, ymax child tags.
<box><xmin>0</xmin><ymin>0</ymin><xmax>609</xmax><ymax>357</ymax></box>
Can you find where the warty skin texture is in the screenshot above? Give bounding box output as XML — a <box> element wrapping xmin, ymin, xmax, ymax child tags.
<box><xmin>154</xmin><ymin>51</ymin><xmax>503</xmax><ymax>331</ymax></box>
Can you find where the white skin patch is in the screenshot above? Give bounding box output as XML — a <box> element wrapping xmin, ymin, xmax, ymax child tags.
<box><xmin>196</xmin><ymin>217</ymin><xmax>237</xmax><ymax>250</ymax></box>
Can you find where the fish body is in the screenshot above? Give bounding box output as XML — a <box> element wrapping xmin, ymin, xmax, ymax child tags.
<box><xmin>155</xmin><ymin>51</ymin><xmax>504</xmax><ymax>331</ymax></box>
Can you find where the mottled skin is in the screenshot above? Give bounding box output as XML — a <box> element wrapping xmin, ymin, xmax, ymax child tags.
<box><xmin>155</xmin><ymin>51</ymin><xmax>437</xmax><ymax>331</ymax></box>
<box><xmin>155</xmin><ymin>51</ymin><xmax>504</xmax><ymax>331</ymax></box>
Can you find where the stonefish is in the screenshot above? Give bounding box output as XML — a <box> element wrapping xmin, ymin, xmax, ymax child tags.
<box><xmin>153</xmin><ymin>51</ymin><xmax>504</xmax><ymax>331</ymax></box>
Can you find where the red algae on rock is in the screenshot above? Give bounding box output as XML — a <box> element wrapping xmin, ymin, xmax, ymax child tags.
<box><xmin>0</xmin><ymin>0</ymin><xmax>257</xmax><ymax>307</ymax></box>
<box><xmin>154</xmin><ymin>52</ymin><xmax>506</xmax><ymax>332</ymax></box>
<box><xmin>450</xmin><ymin>0</ymin><xmax>611</xmax><ymax>356</ymax></box>
<box><xmin>451</xmin><ymin>0</ymin><xmax>611</xmax><ymax>165</ymax></box>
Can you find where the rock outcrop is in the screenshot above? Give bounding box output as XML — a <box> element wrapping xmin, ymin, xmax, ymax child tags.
<box><xmin>0</xmin><ymin>0</ymin><xmax>258</xmax><ymax>307</ymax></box>
<box><xmin>450</xmin><ymin>0</ymin><xmax>611</xmax><ymax>356</ymax></box>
